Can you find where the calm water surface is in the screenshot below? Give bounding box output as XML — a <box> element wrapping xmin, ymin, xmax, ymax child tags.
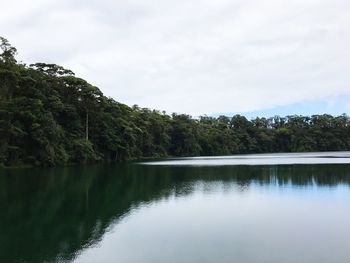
<box><xmin>1</xmin><ymin>152</ymin><xmax>350</xmax><ymax>263</ymax></box>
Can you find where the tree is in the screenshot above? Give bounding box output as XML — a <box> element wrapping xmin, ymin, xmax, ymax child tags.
<box><xmin>1</xmin><ymin>36</ymin><xmax>350</xmax><ymax>167</ymax></box>
<box><xmin>0</xmin><ymin>37</ymin><xmax>17</xmax><ymax>65</ymax></box>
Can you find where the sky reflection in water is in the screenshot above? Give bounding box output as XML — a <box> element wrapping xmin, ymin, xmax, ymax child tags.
<box><xmin>1</xmin><ymin>154</ymin><xmax>350</xmax><ymax>263</ymax></box>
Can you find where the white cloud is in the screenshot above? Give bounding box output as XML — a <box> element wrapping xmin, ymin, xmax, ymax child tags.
<box><xmin>1</xmin><ymin>0</ymin><xmax>350</xmax><ymax>115</ymax></box>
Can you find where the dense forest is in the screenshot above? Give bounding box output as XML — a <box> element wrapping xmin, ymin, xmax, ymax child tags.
<box><xmin>1</xmin><ymin>37</ymin><xmax>350</xmax><ymax>167</ymax></box>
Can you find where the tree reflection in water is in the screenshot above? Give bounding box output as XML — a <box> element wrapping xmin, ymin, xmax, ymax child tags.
<box><xmin>1</xmin><ymin>164</ymin><xmax>350</xmax><ymax>263</ymax></box>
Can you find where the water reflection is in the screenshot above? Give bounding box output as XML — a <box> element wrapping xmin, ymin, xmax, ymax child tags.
<box><xmin>1</xmin><ymin>164</ymin><xmax>350</xmax><ymax>263</ymax></box>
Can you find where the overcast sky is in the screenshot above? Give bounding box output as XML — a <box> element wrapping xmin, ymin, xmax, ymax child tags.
<box><xmin>1</xmin><ymin>0</ymin><xmax>350</xmax><ymax>116</ymax></box>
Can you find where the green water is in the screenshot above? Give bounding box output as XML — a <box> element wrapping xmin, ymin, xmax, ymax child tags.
<box><xmin>1</xmin><ymin>156</ymin><xmax>350</xmax><ymax>262</ymax></box>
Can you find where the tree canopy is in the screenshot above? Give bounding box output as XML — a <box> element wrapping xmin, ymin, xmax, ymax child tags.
<box><xmin>1</xmin><ymin>37</ymin><xmax>349</xmax><ymax>167</ymax></box>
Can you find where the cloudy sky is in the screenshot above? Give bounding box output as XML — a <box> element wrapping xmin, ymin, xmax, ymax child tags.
<box><xmin>1</xmin><ymin>0</ymin><xmax>350</xmax><ymax>116</ymax></box>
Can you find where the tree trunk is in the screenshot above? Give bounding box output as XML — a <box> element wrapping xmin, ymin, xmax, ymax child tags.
<box><xmin>85</xmin><ymin>111</ymin><xmax>89</xmax><ymax>141</ymax></box>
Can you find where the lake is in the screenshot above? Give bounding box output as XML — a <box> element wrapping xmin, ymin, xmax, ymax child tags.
<box><xmin>1</xmin><ymin>152</ymin><xmax>350</xmax><ymax>263</ymax></box>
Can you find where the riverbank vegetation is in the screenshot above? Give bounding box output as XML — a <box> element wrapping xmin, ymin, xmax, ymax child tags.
<box><xmin>1</xmin><ymin>37</ymin><xmax>350</xmax><ymax>167</ymax></box>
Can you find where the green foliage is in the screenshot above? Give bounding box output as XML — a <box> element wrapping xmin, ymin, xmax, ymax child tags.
<box><xmin>1</xmin><ymin>36</ymin><xmax>350</xmax><ymax>167</ymax></box>
<box><xmin>70</xmin><ymin>139</ymin><xmax>101</xmax><ymax>164</ymax></box>
<box><xmin>0</xmin><ymin>37</ymin><xmax>17</xmax><ymax>65</ymax></box>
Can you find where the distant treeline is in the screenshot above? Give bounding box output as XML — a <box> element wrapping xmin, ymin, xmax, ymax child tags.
<box><xmin>1</xmin><ymin>37</ymin><xmax>350</xmax><ymax>166</ymax></box>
